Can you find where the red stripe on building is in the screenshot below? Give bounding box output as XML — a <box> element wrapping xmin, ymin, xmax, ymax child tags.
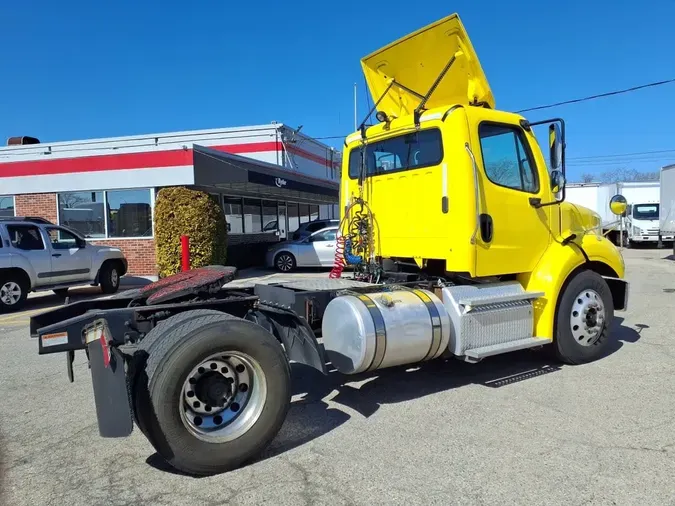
<box><xmin>0</xmin><ymin>140</ymin><xmax>339</xmax><ymax>177</ymax></box>
<box><xmin>0</xmin><ymin>141</ymin><xmax>279</xmax><ymax>178</ymax></box>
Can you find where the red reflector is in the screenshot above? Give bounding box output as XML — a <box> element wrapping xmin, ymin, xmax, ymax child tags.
<box><xmin>100</xmin><ymin>332</ymin><xmax>111</xmax><ymax>368</ymax></box>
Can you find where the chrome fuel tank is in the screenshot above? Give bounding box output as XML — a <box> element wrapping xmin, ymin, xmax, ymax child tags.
<box><xmin>321</xmin><ymin>289</ymin><xmax>451</xmax><ymax>375</ymax></box>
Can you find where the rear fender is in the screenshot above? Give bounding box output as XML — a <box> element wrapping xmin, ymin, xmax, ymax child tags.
<box><xmin>517</xmin><ymin>234</ymin><xmax>625</xmax><ymax>340</ymax></box>
<box><xmin>245</xmin><ymin>307</ymin><xmax>328</xmax><ymax>375</ymax></box>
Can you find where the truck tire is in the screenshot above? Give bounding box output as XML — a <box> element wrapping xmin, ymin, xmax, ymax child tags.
<box><xmin>554</xmin><ymin>270</ymin><xmax>614</xmax><ymax>365</ymax></box>
<box><xmin>99</xmin><ymin>261</ymin><xmax>121</xmax><ymax>294</ymax></box>
<box><xmin>134</xmin><ymin>310</ymin><xmax>291</xmax><ymax>476</ymax></box>
<box><xmin>0</xmin><ymin>274</ymin><xmax>28</xmax><ymax>313</ymax></box>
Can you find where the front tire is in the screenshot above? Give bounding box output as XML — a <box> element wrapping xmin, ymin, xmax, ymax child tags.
<box><xmin>274</xmin><ymin>252</ymin><xmax>296</xmax><ymax>272</ymax></box>
<box><xmin>135</xmin><ymin>311</ymin><xmax>291</xmax><ymax>476</ymax></box>
<box><xmin>554</xmin><ymin>270</ymin><xmax>614</xmax><ymax>365</ymax></box>
<box><xmin>99</xmin><ymin>262</ymin><xmax>121</xmax><ymax>294</ymax></box>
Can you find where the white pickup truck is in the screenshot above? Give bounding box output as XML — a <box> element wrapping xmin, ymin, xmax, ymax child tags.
<box><xmin>0</xmin><ymin>217</ymin><xmax>128</xmax><ymax>311</ymax></box>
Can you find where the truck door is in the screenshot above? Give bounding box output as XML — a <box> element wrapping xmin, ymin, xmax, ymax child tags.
<box><xmin>473</xmin><ymin>121</ymin><xmax>552</xmax><ymax>276</ymax></box>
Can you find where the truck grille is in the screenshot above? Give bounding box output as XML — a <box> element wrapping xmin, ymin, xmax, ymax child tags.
<box><xmin>647</xmin><ymin>229</ymin><xmax>659</xmax><ymax>236</ymax></box>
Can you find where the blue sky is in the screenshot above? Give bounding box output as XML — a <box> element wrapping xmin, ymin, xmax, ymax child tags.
<box><xmin>1</xmin><ymin>0</ymin><xmax>674</xmax><ymax>182</ymax></box>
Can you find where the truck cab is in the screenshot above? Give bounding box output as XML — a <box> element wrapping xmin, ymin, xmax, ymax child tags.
<box><xmin>625</xmin><ymin>201</ymin><xmax>672</xmax><ymax>246</ymax></box>
<box><xmin>339</xmin><ymin>13</ymin><xmax>629</xmax><ymax>361</ymax></box>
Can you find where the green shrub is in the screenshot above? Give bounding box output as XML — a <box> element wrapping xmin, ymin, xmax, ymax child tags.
<box><xmin>154</xmin><ymin>186</ymin><xmax>228</xmax><ymax>278</ymax></box>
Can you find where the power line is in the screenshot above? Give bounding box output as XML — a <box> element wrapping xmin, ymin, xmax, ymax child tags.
<box><xmin>568</xmin><ymin>148</ymin><xmax>675</xmax><ymax>161</ymax></box>
<box><xmin>314</xmin><ymin>79</ymin><xmax>675</xmax><ymax>140</ymax></box>
<box><xmin>516</xmin><ymin>78</ymin><xmax>675</xmax><ymax>113</ymax></box>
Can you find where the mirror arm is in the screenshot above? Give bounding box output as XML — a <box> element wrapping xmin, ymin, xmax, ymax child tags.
<box><xmin>529</xmin><ymin>197</ymin><xmax>563</xmax><ymax>209</ymax></box>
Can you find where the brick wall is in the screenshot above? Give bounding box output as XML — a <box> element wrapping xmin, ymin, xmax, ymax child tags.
<box><xmin>14</xmin><ymin>193</ymin><xmax>58</xmax><ymax>223</ymax></box>
<box><xmin>91</xmin><ymin>239</ymin><xmax>157</xmax><ymax>276</ymax></box>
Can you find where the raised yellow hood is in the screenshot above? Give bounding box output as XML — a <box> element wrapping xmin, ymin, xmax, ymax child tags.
<box><xmin>360</xmin><ymin>13</ymin><xmax>495</xmax><ymax>119</ymax></box>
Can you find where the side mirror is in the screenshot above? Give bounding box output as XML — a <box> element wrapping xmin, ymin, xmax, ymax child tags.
<box><xmin>550</xmin><ymin>169</ymin><xmax>566</xmax><ymax>199</ymax></box>
<box><xmin>77</xmin><ymin>238</ymin><xmax>86</xmax><ymax>248</ymax></box>
<box><xmin>549</xmin><ymin>123</ymin><xmax>563</xmax><ymax>170</ymax></box>
<box><xmin>609</xmin><ymin>194</ymin><xmax>628</xmax><ymax>216</ymax></box>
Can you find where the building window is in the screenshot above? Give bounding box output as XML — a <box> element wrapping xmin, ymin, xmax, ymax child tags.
<box><xmin>0</xmin><ymin>196</ymin><xmax>14</xmax><ymax>218</ymax></box>
<box><xmin>243</xmin><ymin>198</ymin><xmax>262</xmax><ymax>233</ymax></box>
<box><xmin>107</xmin><ymin>189</ymin><xmax>153</xmax><ymax>237</ymax></box>
<box><xmin>262</xmin><ymin>200</ymin><xmax>277</xmax><ymax>232</ymax></box>
<box><xmin>288</xmin><ymin>203</ymin><xmax>299</xmax><ymax>233</ymax></box>
<box><xmin>310</xmin><ymin>205</ymin><xmax>319</xmax><ymax>221</ymax></box>
<box><xmin>58</xmin><ymin>191</ymin><xmax>105</xmax><ymax>238</ymax></box>
<box><xmin>223</xmin><ymin>197</ymin><xmax>243</xmax><ymax>234</ymax></box>
<box><xmin>57</xmin><ymin>189</ymin><xmax>153</xmax><ymax>239</ymax></box>
<box><xmin>299</xmin><ymin>204</ymin><xmax>310</xmax><ymax>224</ymax></box>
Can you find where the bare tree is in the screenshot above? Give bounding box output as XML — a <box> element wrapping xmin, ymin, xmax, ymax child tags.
<box><xmin>598</xmin><ymin>168</ymin><xmax>659</xmax><ymax>183</ymax></box>
<box><xmin>580</xmin><ymin>173</ymin><xmax>595</xmax><ymax>183</ymax></box>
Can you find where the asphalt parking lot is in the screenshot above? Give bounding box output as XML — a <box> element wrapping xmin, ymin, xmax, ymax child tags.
<box><xmin>1</xmin><ymin>248</ymin><xmax>674</xmax><ymax>506</ymax></box>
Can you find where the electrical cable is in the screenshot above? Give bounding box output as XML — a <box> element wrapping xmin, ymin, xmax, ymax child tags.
<box><xmin>316</xmin><ymin>78</ymin><xmax>675</xmax><ymax>141</ymax></box>
<box><xmin>516</xmin><ymin>78</ymin><xmax>675</xmax><ymax>113</ymax></box>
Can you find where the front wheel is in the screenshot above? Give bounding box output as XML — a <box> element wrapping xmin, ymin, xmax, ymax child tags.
<box><xmin>99</xmin><ymin>262</ymin><xmax>121</xmax><ymax>294</ymax></box>
<box><xmin>274</xmin><ymin>252</ymin><xmax>296</xmax><ymax>272</ymax></box>
<box><xmin>554</xmin><ymin>270</ymin><xmax>614</xmax><ymax>365</ymax></box>
<box><xmin>135</xmin><ymin>311</ymin><xmax>291</xmax><ymax>476</ymax></box>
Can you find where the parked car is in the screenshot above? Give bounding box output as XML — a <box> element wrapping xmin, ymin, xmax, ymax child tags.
<box><xmin>266</xmin><ymin>226</ymin><xmax>338</xmax><ymax>272</ymax></box>
<box><xmin>290</xmin><ymin>219</ymin><xmax>339</xmax><ymax>240</ymax></box>
<box><xmin>0</xmin><ymin>217</ymin><xmax>128</xmax><ymax>311</ymax></box>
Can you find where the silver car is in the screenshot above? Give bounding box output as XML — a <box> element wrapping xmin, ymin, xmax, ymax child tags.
<box><xmin>266</xmin><ymin>226</ymin><xmax>338</xmax><ymax>272</ymax></box>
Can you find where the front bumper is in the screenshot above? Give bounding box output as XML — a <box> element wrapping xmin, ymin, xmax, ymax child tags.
<box><xmin>631</xmin><ymin>235</ymin><xmax>673</xmax><ymax>242</ymax></box>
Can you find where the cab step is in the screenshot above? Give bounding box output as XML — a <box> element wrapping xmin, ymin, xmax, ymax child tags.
<box><xmin>440</xmin><ymin>281</ymin><xmax>547</xmax><ymax>359</ymax></box>
<box><xmin>464</xmin><ymin>337</ymin><xmax>553</xmax><ymax>361</ymax></box>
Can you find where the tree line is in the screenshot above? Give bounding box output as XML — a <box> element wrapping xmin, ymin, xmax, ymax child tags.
<box><xmin>577</xmin><ymin>168</ymin><xmax>660</xmax><ymax>184</ymax></box>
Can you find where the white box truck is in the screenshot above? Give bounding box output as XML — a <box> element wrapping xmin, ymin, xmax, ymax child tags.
<box><xmin>660</xmin><ymin>164</ymin><xmax>675</xmax><ymax>254</ymax></box>
<box><xmin>566</xmin><ymin>180</ymin><xmax>669</xmax><ymax>247</ymax></box>
<box><xmin>566</xmin><ymin>183</ymin><xmax>622</xmax><ymax>243</ymax></box>
<box><xmin>620</xmin><ymin>181</ymin><xmax>669</xmax><ymax>247</ymax></box>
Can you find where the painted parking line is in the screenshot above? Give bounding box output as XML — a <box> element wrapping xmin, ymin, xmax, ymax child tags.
<box><xmin>0</xmin><ymin>306</ymin><xmax>60</xmax><ymax>324</ymax></box>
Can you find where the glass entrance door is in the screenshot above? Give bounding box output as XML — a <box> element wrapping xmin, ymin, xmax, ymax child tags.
<box><xmin>278</xmin><ymin>203</ymin><xmax>287</xmax><ymax>239</ymax></box>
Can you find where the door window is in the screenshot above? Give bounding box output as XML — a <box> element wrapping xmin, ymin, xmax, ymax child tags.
<box><xmin>310</xmin><ymin>229</ymin><xmax>337</xmax><ymax>242</ymax></box>
<box><xmin>46</xmin><ymin>227</ymin><xmax>80</xmax><ymax>250</ymax></box>
<box><xmin>7</xmin><ymin>225</ymin><xmax>45</xmax><ymax>250</ymax></box>
<box><xmin>478</xmin><ymin>124</ymin><xmax>539</xmax><ymax>193</ymax></box>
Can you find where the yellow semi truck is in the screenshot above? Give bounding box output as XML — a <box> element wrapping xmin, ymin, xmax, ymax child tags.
<box><xmin>332</xmin><ymin>12</ymin><xmax>629</xmax><ymax>366</ymax></box>
<box><xmin>31</xmin><ymin>13</ymin><xmax>629</xmax><ymax>476</ymax></box>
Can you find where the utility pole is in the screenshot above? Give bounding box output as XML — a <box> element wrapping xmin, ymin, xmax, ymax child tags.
<box><xmin>354</xmin><ymin>83</ymin><xmax>357</xmax><ymax>131</ymax></box>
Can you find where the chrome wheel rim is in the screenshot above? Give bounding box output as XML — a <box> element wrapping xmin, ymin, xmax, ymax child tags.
<box><xmin>570</xmin><ymin>288</ymin><xmax>606</xmax><ymax>346</ymax></box>
<box><xmin>111</xmin><ymin>269</ymin><xmax>119</xmax><ymax>287</ymax></box>
<box><xmin>179</xmin><ymin>351</ymin><xmax>267</xmax><ymax>443</ymax></box>
<box><xmin>1</xmin><ymin>282</ymin><xmax>22</xmax><ymax>306</ymax></box>
<box><xmin>277</xmin><ymin>254</ymin><xmax>293</xmax><ymax>272</ymax></box>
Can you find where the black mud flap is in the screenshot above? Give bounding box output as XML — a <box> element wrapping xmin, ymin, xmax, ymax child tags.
<box><xmin>88</xmin><ymin>336</ymin><xmax>134</xmax><ymax>438</ymax></box>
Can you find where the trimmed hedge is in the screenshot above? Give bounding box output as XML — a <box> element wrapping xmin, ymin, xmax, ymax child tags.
<box><xmin>154</xmin><ymin>186</ymin><xmax>228</xmax><ymax>278</ymax></box>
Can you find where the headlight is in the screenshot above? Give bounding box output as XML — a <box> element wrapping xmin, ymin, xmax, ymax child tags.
<box><xmin>633</xmin><ymin>226</ymin><xmax>641</xmax><ymax>235</ymax></box>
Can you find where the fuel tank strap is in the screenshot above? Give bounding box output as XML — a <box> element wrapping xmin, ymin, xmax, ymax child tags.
<box><xmin>411</xmin><ymin>289</ymin><xmax>444</xmax><ymax>361</ymax></box>
<box><xmin>354</xmin><ymin>294</ymin><xmax>387</xmax><ymax>371</ymax></box>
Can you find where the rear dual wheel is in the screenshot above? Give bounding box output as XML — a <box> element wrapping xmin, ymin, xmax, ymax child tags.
<box><xmin>133</xmin><ymin>310</ymin><xmax>291</xmax><ymax>476</ymax></box>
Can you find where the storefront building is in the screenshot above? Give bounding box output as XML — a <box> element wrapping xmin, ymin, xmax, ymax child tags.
<box><xmin>0</xmin><ymin>123</ymin><xmax>341</xmax><ymax>276</ymax></box>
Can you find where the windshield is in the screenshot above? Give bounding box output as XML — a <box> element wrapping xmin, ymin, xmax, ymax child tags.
<box><xmin>633</xmin><ymin>203</ymin><xmax>659</xmax><ymax>220</ymax></box>
<box><xmin>348</xmin><ymin>128</ymin><xmax>443</xmax><ymax>179</ymax></box>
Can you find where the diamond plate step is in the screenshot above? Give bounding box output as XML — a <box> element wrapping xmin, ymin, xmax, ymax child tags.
<box><xmin>464</xmin><ymin>337</ymin><xmax>553</xmax><ymax>360</ymax></box>
<box><xmin>458</xmin><ymin>290</ymin><xmax>545</xmax><ymax>307</ymax></box>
